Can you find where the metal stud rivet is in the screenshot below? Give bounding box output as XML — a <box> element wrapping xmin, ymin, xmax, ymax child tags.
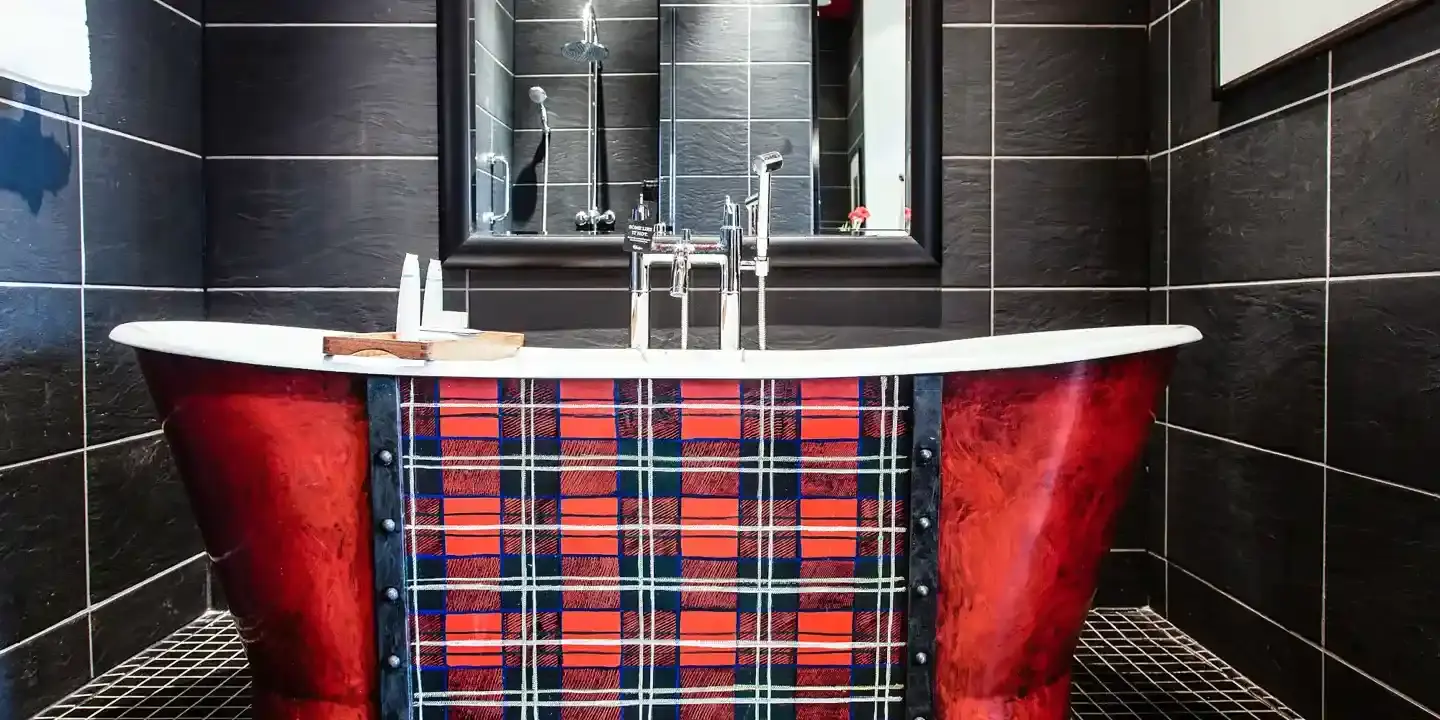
<box><xmin>384</xmin><ymin>587</ymin><xmax>400</xmax><ymax>602</ymax></box>
<box><xmin>377</xmin><ymin>449</ymin><xmax>394</xmax><ymax>466</ymax></box>
<box><xmin>386</xmin><ymin>655</ymin><xmax>402</xmax><ymax>669</ymax></box>
<box><xmin>381</xmin><ymin>518</ymin><xmax>398</xmax><ymax>533</ymax></box>
<box><xmin>918</xmin><ymin>448</ymin><xmax>934</xmax><ymax>463</ymax></box>
<box><xmin>915</xmin><ymin>584</ymin><xmax>930</xmax><ymax>597</ymax></box>
<box><xmin>914</xmin><ymin>651</ymin><xmax>929</xmax><ymax>665</ymax></box>
<box><xmin>917</xmin><ymin>517</ymin><xmax>932</xmax><ymax>531</ymax></box>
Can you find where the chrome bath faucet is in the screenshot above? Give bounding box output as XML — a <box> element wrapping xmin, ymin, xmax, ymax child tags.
<box><xmin>628</xmin><ymin>152</ymin><xmax>783</xmax><ymax>351</ymax></box>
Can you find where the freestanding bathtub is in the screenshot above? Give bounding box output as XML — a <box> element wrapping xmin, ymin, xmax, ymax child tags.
<box><xmin>110</xmin><ymin>321</ymin><xmax>1199</xmax><ymax>720</ymax></box>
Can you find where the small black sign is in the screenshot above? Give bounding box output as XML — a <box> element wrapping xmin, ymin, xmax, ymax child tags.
<box><xmin>624</xmin><ymin>223</ymin><xmax>655</xmax><ymax>252</ymax></box>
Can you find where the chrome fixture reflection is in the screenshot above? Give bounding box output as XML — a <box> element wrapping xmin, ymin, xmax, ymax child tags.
<box><xmin>567</xmin><ymin>1</ymin><xmax>613</xmax><ymax>233</ymax></box>
<box><xmin>627</xmin><ymin>153</ymin><xmax>784</xmax><ymax>351</ymax></box>
<box><xmin>478</xmin><ymin>151</ymin><xmax>510</xmax><ymax>227</ymax></box>
<box><xmin>529</xmin><ymin>86</ymin><xmax>552</xmax><ymax>233</ymax></box>
<box><xmin>563</xmin><ymin>2</ymin><xmax>609</xmax><ymax>64</ymax></box>
<box><xmin>528</xmin><ymin>85</ymin><xmax>550</xmax><ymax>133</ymax></box>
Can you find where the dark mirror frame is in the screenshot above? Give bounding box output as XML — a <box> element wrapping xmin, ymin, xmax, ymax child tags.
<box><xmin>438</xmin><ymin>0</ymin><xmax>941</xmax><ymax>269</ymax></box>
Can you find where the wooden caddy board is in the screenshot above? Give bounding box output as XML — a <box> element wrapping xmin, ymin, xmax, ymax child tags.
<box><xmin>322</xmin><ymin>331</ymin><xmax>525</xmax><ymax>361</ymax></box>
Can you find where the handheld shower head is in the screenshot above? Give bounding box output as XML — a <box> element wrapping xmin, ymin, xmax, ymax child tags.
<box><xmin>529</xmin><ymin>86</ymin><xmax>551</xmax><ymax>132</ymax></box>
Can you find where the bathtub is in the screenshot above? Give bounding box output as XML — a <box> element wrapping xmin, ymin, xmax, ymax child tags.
<box><xmin>110</xmin><ymin>321</ymin><xmax>1199</xmax><ymax>720</ymax></box>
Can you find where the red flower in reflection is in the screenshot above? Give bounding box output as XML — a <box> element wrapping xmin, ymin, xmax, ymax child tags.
<box><xmin>848</xmin><ymin>206</ymin><xmax>871</xmax><ymax>223</ymax></box>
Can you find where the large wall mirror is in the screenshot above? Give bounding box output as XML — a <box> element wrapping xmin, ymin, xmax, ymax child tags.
<box><xmin>439</xmin><ymin>0</ymin><xmax>940</xmax><ymax>268</ymax></box>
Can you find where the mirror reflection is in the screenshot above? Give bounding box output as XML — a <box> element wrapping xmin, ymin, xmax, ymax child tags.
<box><xmin>470</xmin><ymin>0</ymin><xmax>909</xmax><ymax>238</ymax></box>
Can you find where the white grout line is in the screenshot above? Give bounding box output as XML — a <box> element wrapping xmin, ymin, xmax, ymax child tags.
<box><xmin>205</xmin><ymin>155</ymin><xmax>438</xmax><ymax>161</ymax></box>
<box><xmin>1163</xmin><ymin>6</ymin><xmax>1173</xmax><ymax>617</ymax></box>
<box><xmin>943</xmin><ymin>154</ymin><xmax>1149</xmax><ymax>160</ymax></box>
<box><xmin>1151</xmin><ymin>0</ymin><xmax>1196</xmax><ymax>29</ymax></box>
<box><xmin>1153</xmin><ymin>41</ymin><xmax>1440</xmax><ymax>163</ymax></box>
<box><xmin>514</xmin><ymin>16</ymin><xmax>658</xmax><ymax>22</ymax></box>
<box><xmin>0</xmin><ymin>431</ymin><xmax>166</xmax><ymax>478</ymax></box>
<box><xmin>78</xmin><ymin>94</ymin><xmax>93</xmax><ymax>679</ymax></box>
<box><xmin>148</xmin><ymin>0</ymin><xmax>200</xmax><ymax>26</ymax></box>
<box><xmin>1153</xmin><ymin>554</ymin><xmax>1440</xmax><ymax>720</ymax></box>
<box><xmin>989</xmin><ymin>0</ymin><xmax>997</xmax><ymax>336</ymax></box>
<box><xmin>0</xmin><ymin>553</ymin><xmax>208</xmax><ymax>660</ymax></box>
<box><xmin>0</xmin><ymin>97</ymin><xmax>201</xmax><ymax>158</ymax></box>
<box><xmin>0</xmin><ymin>282</ymin><xmax>203</xmax><ymax>291</ymax></box>
<box><xmin>474</xmin><ymin>39</ymin><xmax>515</xmax><ymax>78</ymax></box>
<box><xmin>1152</xmin><ymin>269</ymin><xmax>1440</xmax><ymax>291</ymax></box>
<box><xmin>1321</xmin><ymin>51</ymin><xmax>1335</xmax><ymax>663</ymax></box>
<box><xmin>1158</xmin><ymin>422</ymin><xmax>1440</xmax><ymax>501</ymax></box>
<box><xmin>516</xmin><ymin>72</ymin><xmax>659</xmax><ymax>78</ymax></box>
<box><xmin>943</xmin><ymin>23</ymin><xmax>1149</xmax><ymax>29</ymax></box>
<box><xmin>207</xmin><ymin>286</ymin><xmax>401</xmax><ymax>293</ymax></box>
<box><xmin>205</xmin><ymin>22</ymin><xmax>437</xmax><ymax>28</ymax></box>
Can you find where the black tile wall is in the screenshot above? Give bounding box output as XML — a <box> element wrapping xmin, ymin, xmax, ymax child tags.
<box><xmin>204</xmin><ymin>0</ymin><xmax>440</xmax><ymax>329</ymax></box>
<box><xmin>937</xmin><ymin>13</ymin><xmax>1152</xmax><ymax>358</ymax></box>
<box><xmin>1150</xmin><ymin>2</ymin><xmax>1440</xmax><ymax>717</ymax></box>
<box><xmin>0</xmin><ymin>0</ymin><xmax>207</xmax><ymax>712</ymax></box>
<box><xmin>511</xmin><ymin>2</ymin><xmax>658</xmax><ymax>234</ymax></box>
<box><xmin>660</xmin><ymin>1</ymin><xmax>813</xmax><ymax>232</ymax></box>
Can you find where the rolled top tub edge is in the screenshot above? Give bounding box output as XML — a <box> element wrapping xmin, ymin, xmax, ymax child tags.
<box><xmin>109</xmin><ymin>321</ymin><xmax>1201</xmax><ymax>380</ymax></box>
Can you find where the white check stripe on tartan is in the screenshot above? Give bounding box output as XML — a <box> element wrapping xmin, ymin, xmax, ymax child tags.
<box><xmin>399</xmin><ymin>375</ymin><xmax>912</xmax><ymax>716</ymax></box>
<box><xmin>408</xmin><ymin>579</ymin><xmax>906</xmax><ymax>593</ymax></box>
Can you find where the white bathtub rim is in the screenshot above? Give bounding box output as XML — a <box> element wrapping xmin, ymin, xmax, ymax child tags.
<box><xmin>111</xmin><ymin>321</ymin><xmax>1200</xmax><ymax>379</ymax></box>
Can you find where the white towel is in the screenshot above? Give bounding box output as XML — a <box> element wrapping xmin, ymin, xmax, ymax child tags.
<box><xmin>0</xmin><ymin>0</ymin><xmax>92</xmax><ymax>97</ymax></box>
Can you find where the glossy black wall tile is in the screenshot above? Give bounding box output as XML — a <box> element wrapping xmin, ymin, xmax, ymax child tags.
<box><xmin>206</xmin><ymin>159</ymin><xmax>440</xmax><ymax>287</ymax></box>
<box><xmin>1331</xmin><ymin>0</ymin><xmax>1440</xmax><ymax>85</ymax></box>
<box><xmin>1327</xmin><ymin>277</ymin><xmax>1440</xmax><ymax>495</ymax></box>
<box><xmin>91</xmin><ymin>560</ymin><xmax>208</xmax><ymax>676</ymax></box>
<box><xmin>995</xmin><ymin>0</ymin><xmax>1147</xmax><ymax>24</ymax></box>
<box><xmin>939</xmin><ymin>160</ymin><xmax>991</xmax><ymax>287</ymax></box>
<box><xmin>1330</xmin><ymin>57</ymin><xmax>1440</xmax><ymax>276</ymax></box>
<box><xmin>1166</xmin><ymin>430</ymin><xmax>1323</xmax><ymax>639</ymax></box>
<box><xmin>87</xmin><ymin>0</ymin><xmax>202</xmax><ymax>153</ymax></box>
<box><xmin>0</xmin><ymin>617</ymin><xmax>92</xmax><ymax>719</ymax></box>
<box><xmin>0</xmin><ymin>287</ymin><xmax>83</xmax><ymax>466</ymax></box>
<box><xmin>1325</xmin><ymin>471</ymin><xmax>1440</xmax><ymax>712</ymax></box>
<box><xmin>1167</xmin><ymin>285</ymin><xmax>1325</xmax><ymax>460</ymax></box>
<box><xmin>0</xmin><ymin>0</ymin><xmax>207</xmax><ymax>707</ymax></box>
<box><xmin>1152</xmin><ymin>3</ymin><xmax>1440</xmax><ymax>716</ymax></box>
<box><xmin>1166</xmin><ymin>568</ymin><xmax>1323</xmax><ymax>719</ymax></box>
<box><xmin>206</xmin><ymin>290</ymin><xmax>403</xmax><ymax>333</ymax></box>
<box><xmin>0</xmin><ymin>454</ymin><xmax>87</xmax><ymax>646</ymax></box>
<box><xmin>0</xmin><ymin>109</ymin><xmax>81</xmax><ymax>284</ymax></box>
<box><xmin>1324</xmin><ymin>657</ymin><xmax>1436</xmax><ymax>720</ymax></box>
<box><xmin>84</xmin><ymin>290</ymin><xmax>206</xmax><ymax>444</ymax></box>
<box><xmin>992</xmin><ymin>290</ymin><xmax>1147</xmax><ymax>334</ymax></box>
<box><xmin>83</xmin><ymin>128</ymin><xmax>204</xmax><ymax>288</ymax></box>
<box><xmin>1093</xmin><ymin>551</ymin><xmax>1149</xmax><ymax>607</ymax></box>
<box><xmin>207</xmin><ymin>0</ymin><xmax>435</xmax><ymax>23</ymax></box>
<box><xmin>1167</xmin><ymin>101</ymin><xmax>1327</xmax><ymax>285</ymax></box>
<box><xmin>205</xmin><ymin>26</ymin><xmax>438</xmax><ymax>156</ymax></box>
<box><xmin>940</xmin><ymin>27</ymin><xmax>991</xmax><ymax>157</ymax></box>
<box><xmin>994</xmin><ymin>28</ymin><xmax>1148</xmax><ymax>156</ymax></box>
<box><xmin>87</xmin><ymin>436</ymin><xmax>204</xmax><ymax>602</ymax></box>
<box><xmin>992</xmin><ymin>159</ymin><xmax>1148</xmax><ymax>287</ymax></box>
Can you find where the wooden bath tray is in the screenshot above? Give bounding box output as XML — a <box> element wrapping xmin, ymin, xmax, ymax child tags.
<box><xmin>322</xmin><ymin>331</ymin><xmax>525</xmax><ymax>361</ymax></box>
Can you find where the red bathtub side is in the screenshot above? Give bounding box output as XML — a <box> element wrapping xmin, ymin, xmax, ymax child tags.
<box><xmin>139</xmin><ymin>351</ymin><xmax>377</xmax><ymax>720</ymax></box>
<box><xmin>932</xmin><ymin>350</ymin><xmax>1173</xmax><ymax>720</ymax></box>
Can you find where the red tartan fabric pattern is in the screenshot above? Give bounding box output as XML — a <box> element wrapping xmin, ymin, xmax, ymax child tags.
<box><xmin>398</xmin><ymin>377</ymin><xmax>910</xmax><ymax>720</ymax></box>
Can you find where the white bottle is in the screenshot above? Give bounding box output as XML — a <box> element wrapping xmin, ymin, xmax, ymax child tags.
<box><xmin>395</xmin><ymin>254</ymin><xmax>422</xmax><ymax>341</ymax></box>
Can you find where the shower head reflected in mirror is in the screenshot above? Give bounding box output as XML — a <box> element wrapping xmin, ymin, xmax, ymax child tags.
<box><xmin>563</xmin><ymin>1</ymin><xmax>609</xmax><ymax>64</ymax></box>
<box><xmin>528</xmin><ymin>85</ymin><xmax>551</xmax><ymax>133</ymax></box>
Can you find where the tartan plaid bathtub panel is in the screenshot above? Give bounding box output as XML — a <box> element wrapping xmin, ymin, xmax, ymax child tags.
<box><xmin>399</xmin><ymin>377</ymin><xmax>911</xmax><ymax>720</ymax></box>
